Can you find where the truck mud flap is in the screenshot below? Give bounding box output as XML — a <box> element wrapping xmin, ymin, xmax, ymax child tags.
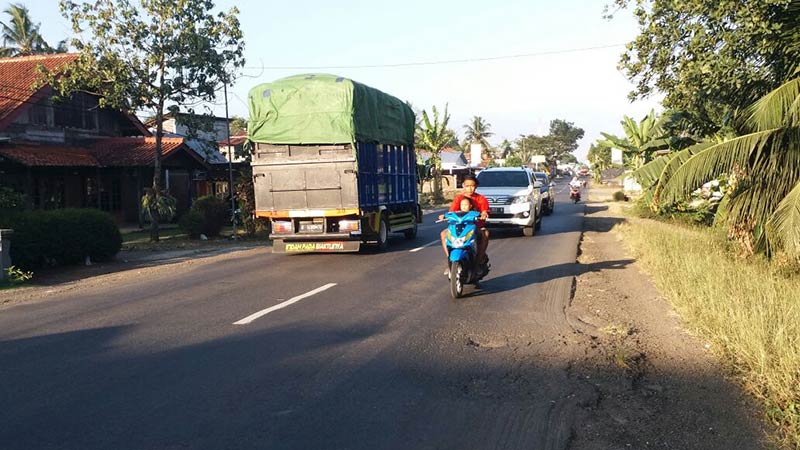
<box><xmin>273</xmin><ymin>239</ymin><xmax>361</xmax><ymax>253</ymax></box>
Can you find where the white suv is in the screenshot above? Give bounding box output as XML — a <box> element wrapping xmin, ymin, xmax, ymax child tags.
<box><xmin>476</xmin><ymin>167</ymin><xmax>543</xmax><ymax>237</ymax></box>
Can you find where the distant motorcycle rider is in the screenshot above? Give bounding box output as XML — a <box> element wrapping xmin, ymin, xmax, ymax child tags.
<box><xmin>569</xmin><ymin>176</ymin><xmax>582</xmax><ymax>203</ymax></box>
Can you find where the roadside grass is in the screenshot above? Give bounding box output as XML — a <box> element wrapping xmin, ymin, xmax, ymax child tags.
<box><xmin>617</xmin><ymin>217</ymin><xmax>800</xmax><ymax>448</ymax></box>
<box><xmin>0</xmin><ymin>266</ymin><xmax>34</xmax><ymax>290</ymax></box>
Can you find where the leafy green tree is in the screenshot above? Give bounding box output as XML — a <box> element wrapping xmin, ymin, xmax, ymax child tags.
<box><xmin>230</xmin><ymin>116</ymin><xmax>248</xmax><ymax>135</ymax></box>
<box><xmin>587</xmin><ymin>143</ymin><xmax>612</xmax><ymax>174</ymax></box>
<box><xmin>560</xmin><ymin>153</ymin><xmax>578</xmax><ymax>164</ymax></box>
<box><xmin>611</xmin><ymin>0</ymin><xmax>800</xmax><ymax>134</ymax></box>
<box><xmin>643</xmin><ymin>74</ymin><xmax>800</xmax><ymax>257</ymax></box>
<box><xmin>48</xmin><ymin>0</ymin><xmax>245</xmax><ymax>241</ymax></box>
<box><xmin>514</xmin><ymin>119</ymin><xmax>584</xmax><ymax>166</ymax></box>
<box><xmin>545</xmin><ymin>119</ymin><xmax>584</xmax><ymax>165</ymax></box>
<box><xmin>513</xmin><ymin>134</ymin><xmax>537</xmax><ymax>164</ymax></box>
<box><xmin>1</xmin><ymin>3</ymin><xmax>66</xmax><ymax>57</ymax></box>
<box><xmin>416</xmin><ymin>105</ymin><xmax>453</xmax><ymax>201</ymax></box>
<box><xmin>503</xmin><ymin>155</ymin><xmax>524</xmax><ymax>167</ymax></box>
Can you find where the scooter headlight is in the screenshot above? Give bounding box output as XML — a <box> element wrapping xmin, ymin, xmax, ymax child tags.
<box><xmin>450</xmin><ymin>237</ymin><xmax>466</xmax><ymax>248</ymax></box>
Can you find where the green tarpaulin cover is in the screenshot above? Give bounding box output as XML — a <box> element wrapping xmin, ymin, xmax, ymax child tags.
<box><xmin>248</xmin><ymin>74</ymin><xmax>415</xmax><ymax>146</ymax></box>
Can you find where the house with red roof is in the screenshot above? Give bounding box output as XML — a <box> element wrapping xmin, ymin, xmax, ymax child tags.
<box><xmin>0</xmin><ymin>54</ymin><xmax>209</xmax><ymax>224</ymax></box>
<box><xmin>144</xmin><ymin>113</ymin><xmax>250</xmax><ymax>198</ymax></box>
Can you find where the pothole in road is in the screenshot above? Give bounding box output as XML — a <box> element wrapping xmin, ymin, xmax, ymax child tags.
<box><xmin>466</xmin><ymin>335</ymin><xmax>508</xmax><ymax>349</ymax></box>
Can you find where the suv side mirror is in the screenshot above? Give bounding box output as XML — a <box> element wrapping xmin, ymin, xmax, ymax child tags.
<box><xmin>533</xmin><ymin>181</ymin><xmax>543</xmax><ymax>188</ymax></box>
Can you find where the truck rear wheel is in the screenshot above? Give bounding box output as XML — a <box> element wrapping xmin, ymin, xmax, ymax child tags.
<box><xmin>377</xmin><ymin>217</ymin><xmax>389</xmax><ymax>251</ymax></box>
<box><xmin>403</xmin><ymin>221</ymin><xmax>417</xmax><ymax>239</ymax></box>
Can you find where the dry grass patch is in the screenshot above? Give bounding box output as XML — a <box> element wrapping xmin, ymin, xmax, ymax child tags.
<box><xmin>617</xmin><ymin>218</ymin><xmax>800</xmax><ymax>448</ymax></box>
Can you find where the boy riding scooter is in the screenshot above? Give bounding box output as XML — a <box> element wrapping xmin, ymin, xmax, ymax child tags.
<box><xmin>438</xmin><ymin>174</ymin><xmax>490</xmax><ymax>276</ymax></box>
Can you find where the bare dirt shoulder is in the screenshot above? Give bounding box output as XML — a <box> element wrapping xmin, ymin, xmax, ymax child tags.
<box><xmin>567</xmin><ymin>188</ymin><xmax>769</xmax><ymax>449</ymax></box>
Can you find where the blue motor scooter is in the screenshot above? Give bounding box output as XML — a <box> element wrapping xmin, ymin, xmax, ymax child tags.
<box><xmin>441</xmin><ymin>210</ymin><xmax>489</xmax><ymax>298</ymax></box>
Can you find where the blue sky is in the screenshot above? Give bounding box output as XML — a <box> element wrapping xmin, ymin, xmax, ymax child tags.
<box><xmin>5</xmin><ymin>0</ymin><xmax>661</xmax><ymax>160</ymax></box>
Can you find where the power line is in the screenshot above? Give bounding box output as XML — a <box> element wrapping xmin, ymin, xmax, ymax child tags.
<box><xmin>244</xmin><ymin>43</ymin><xmax>626</xmax><ymax>70</ymax></box>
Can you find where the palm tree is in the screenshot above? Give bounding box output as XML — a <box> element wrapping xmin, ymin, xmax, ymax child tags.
<box><xmin>642</xmin><ymin>74</ymin><xmax>800</xmax><ymax>257</ymax></box>
<box><xmin>416</xmin><ymin>105</ymin><xmax>453</xmax><ymax>201</ymax></box>
<box><xmin>1</xmin><ymin>3</ymin><xmax>66</xmax><ymax>57</ymax></box>
<box><xmin>463</xmin><ymin>116</ymin><xmax>494</xmax><ymax>160</ymax></box>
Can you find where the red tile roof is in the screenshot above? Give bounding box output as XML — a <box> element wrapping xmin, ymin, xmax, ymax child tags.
<box><xmin>0</xmin><ymin>54</ymin><xmax>80</xmax><ymax>125</ymax></box>
<box><xmin>0</xmin><ymin>144</ymin><xmax>98</xmax><ymax>167</ymax></box>
<box><xmin>219</xmin><ymin>134</ymin><xmax>247</xmax><ymax>146</ymax></box>
<box><xmin>0</xmin><ymin>137</ymin><xmax>205</xmax><ymax>168</ymax></box>
<box><xmin>91</xmin><ymin>137</ymin><xmax>189</xmax><ymax>166</ymax></box>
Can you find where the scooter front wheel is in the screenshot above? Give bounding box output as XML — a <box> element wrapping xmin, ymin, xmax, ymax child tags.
<box><xmin>450</xmin><ymin>260</ymin><xmax>464</xmax><ymax>298</ymax></box>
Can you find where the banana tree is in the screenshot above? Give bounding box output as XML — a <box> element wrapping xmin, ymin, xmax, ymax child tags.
<box><xmin>652</xmin><ymin>75</ymin><xmax>800</xmax><ymax>256</ymax></box>
<box><xmin>416</xmin><ymin>105</ymin><xmax>453</xmax><ymax>202</ymax></box>
<box><xmin>601</xmin><ymin>109</ymin><xmax>673</xmax><ymax>169</ymax></box>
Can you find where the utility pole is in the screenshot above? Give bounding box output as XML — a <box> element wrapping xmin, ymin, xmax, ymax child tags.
<box><xmin>223</xmin><ymin>80</ymin><xmax>237</xmax><ymax>239</ymax></box>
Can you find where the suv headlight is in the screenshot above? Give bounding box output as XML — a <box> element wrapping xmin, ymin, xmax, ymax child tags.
<box><xmin>512</xmin><ymin>195</ymin><xmax>529</xmax><ymax>204</ymax></box>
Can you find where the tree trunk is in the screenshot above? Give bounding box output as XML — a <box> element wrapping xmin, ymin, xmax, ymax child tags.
<box><xmin>150</xmin><ymin>106</ymin><xmax>164</xmax><ymax>242</ymax></box>
<box><xmin>433</xmin><ymin>167</ymin><xmax>443</xmax><ymax>202</ymax></box>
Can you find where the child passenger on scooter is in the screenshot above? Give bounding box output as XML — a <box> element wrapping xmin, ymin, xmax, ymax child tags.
<box><xmin>458</xmin><ymin>197</ymin><xmax>474</xmax><ymax>213</ymax></box>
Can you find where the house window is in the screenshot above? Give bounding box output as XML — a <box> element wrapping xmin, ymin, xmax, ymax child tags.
<box><xmin>54</xmin><ymin>92</ymin><xmax>99</xmax><ymax>131</ymax></box>
<box><xmin>111</xmin><ymin>178</ymin><xmax>121</xmax><ymax>211</ymax></box>
<box><xmin>35</xmin><ymin>177</ymin><xmax>65</xmax><ymax>210</ymax></box>
<box><xmin>28</xmin><ymin>98</ymin><xmax>51</xmax><ymax>126</ymax></box>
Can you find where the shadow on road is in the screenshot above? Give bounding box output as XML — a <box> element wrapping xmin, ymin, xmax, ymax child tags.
<box><xmin>583</xmin><ymin>203</ymin><xmax>626</xmax><ymax>232</ymax></box>
<box><xmin>0</xmin><ymin>316</ymin><xmax>765</xmax><ymax>450</ymax></box>
<box><xmin>475</xmin><ymin>258</ymin><xmax>634</xmax><ymax>295</ymax></box>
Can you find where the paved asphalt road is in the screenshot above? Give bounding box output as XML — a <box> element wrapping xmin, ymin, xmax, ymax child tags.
<box><xmin>1</xmin><ymin>183</ymin><xmax>591</xmax><ymax>450</ymax></box>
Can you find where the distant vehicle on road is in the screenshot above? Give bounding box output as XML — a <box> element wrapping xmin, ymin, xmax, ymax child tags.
<box><xmin>475</xmin><ymin>167</ymin><xmax>542</xmax><ymax>236</ymax></box>
<box><xmin>532</xmin><ymin>171</ymin><xmax>555</xmax><ymax>215</ymax></box>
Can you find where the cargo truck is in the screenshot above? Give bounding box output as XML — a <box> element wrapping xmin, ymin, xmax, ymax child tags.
<box><xmin>248</xmin><ymin>74</ymin><xmax>420</xmax><ymax>253</ymax></box>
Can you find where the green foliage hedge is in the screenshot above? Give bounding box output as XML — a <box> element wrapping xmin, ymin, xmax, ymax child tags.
<box><xmin>191</xmin><ymin>195</ymin><xmax>228</xmax><ymax>237</ymax></box>
<box><xmin>0</xmin><ymin>209</ymin><xmax>122</xmax><ymax>270</ymax></box>
<box><xmin>178</xmin><ymin>210</ymin><xmax>205</xmax><ymax>239</ymax></box>
<box><xmin>0</xmin><ymin>186</ymin><xmax>25</xmax><ymax>213</ymax></box>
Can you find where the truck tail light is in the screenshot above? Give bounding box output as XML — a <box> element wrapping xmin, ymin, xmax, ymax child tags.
<box><xmin>272</xmin><ymin>220</ymin><xmax>293</xmax><ymax>234</ymax></box>
<box><xmin>339</xmin><ymin>219</ymin><xmax>360</xmax><ymax>233</ymax></box>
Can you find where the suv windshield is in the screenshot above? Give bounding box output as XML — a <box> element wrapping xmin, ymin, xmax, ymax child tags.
<box><xmin>477</xmin><ymin>171</ymin><xmax>530</xmax><ymax>187</ymax></box>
